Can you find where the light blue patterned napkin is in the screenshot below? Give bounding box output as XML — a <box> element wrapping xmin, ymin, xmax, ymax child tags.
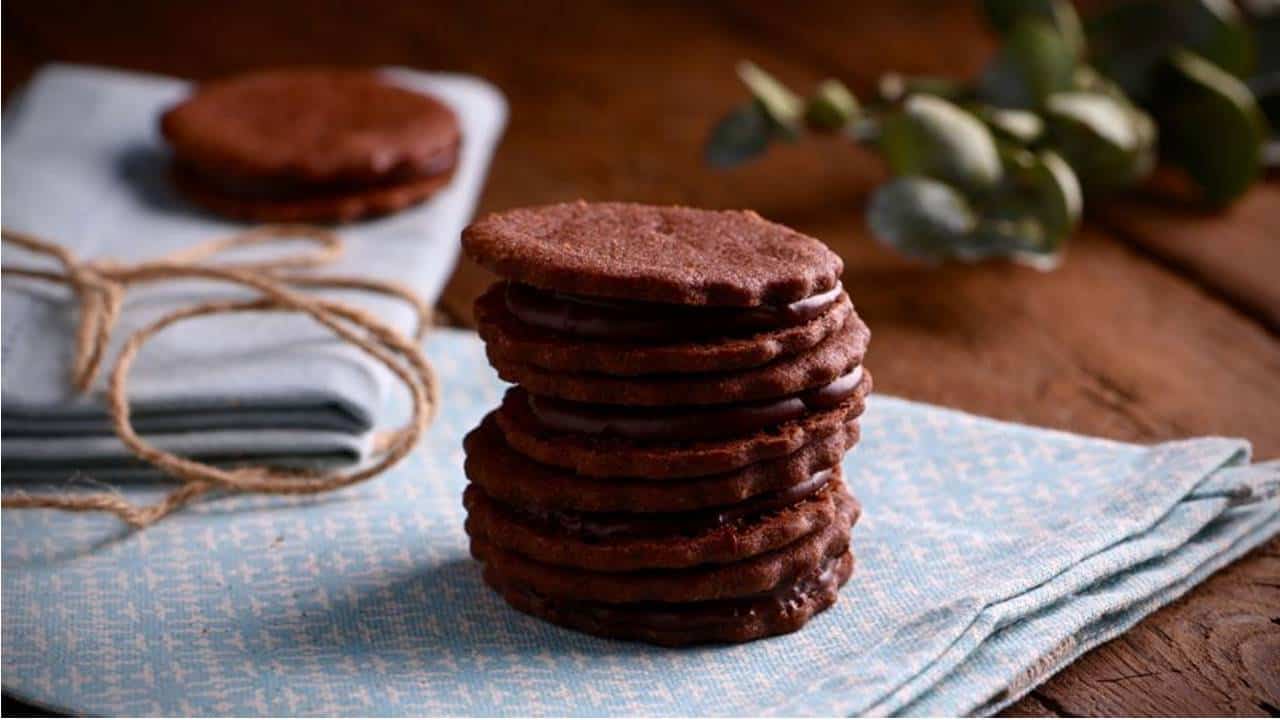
<box><xmin>1</xmin><ymin>64</ymin><xmax>505</xmax><ymax>479</ymax></box>
<box><xmin>3</xmin><ymin>329</ymin><xmax>1276</xmax><ymax>716</ymax></box>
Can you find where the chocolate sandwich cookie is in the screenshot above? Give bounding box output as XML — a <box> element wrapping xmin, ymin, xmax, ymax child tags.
<box><xmin>464</xmin><ymin>472</ymin><xmax>846</xmax><ymax>571</ymax></box>
<box><xmin>464</xmin><ymin>414</ymin><xmax>860</xmax><ymax>513</ymax></box>
<box><xmin>462</xmin><ymin>202</ymin><xmax>843</xmax><ymax>307</ymax></box>
<box><xmin>169</xmin><ymin>164</ymin><xmax>456</xmax><ymax>223</ymax></box>
<box><xmin>486</xmin><ymin>314</ymin><xmax>868</xmax><ymax>406</ymax></box>
<box><xmin>161</xmin><ymin>68</ymin><xmax>460</xmax><ymax>222</ymax></box>
<box><xmin>469</xmin><ymin>488</ymin><xmax>858</xmax><ymax>604</ymax></box>
<box><xmin>484</xmin><ymin>551</ymin><xmax>854</xmax><ymax>646</ymax></box>
<box><xmin>461</xmin><ymin>201</ymin><xmax>870</xmax><ymax>645</ymax></box>
<box><xmin>495</xmin><ymin>370</ymin><xmax>871</xmax><ymax>478</ymax></box>
<box><xmin>475</xmin><ymin>282</ymin><xmax>859</xmax><ymax>376</ymax></box>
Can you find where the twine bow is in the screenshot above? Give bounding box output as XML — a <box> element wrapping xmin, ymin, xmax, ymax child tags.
<box><xmin>0</xmin><ymin>225</ymin><xmax>440</xmax><ymax>527</ymax></box>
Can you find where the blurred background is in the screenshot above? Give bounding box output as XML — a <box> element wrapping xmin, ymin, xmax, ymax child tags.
<box><xmin>7</xmin><ymin>0</ymin><xmax>1274</xmax><ymax>449</ymax></box>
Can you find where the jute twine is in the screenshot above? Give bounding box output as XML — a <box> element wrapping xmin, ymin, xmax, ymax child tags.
<box><xmin>0</xmin><ymin>225</ymin><xmax>440</xmax><ymax>527</ymax></box>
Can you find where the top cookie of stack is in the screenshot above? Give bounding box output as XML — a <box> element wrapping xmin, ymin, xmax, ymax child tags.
<box><xmin>461</xmin><ymin>201</ymin><xmax>872</xmax><ymax>645</ymax></box>
<box><xmin>161</xmin><ymin>68</ymin><xmax>461</xmax><ymax>223</ymax></box>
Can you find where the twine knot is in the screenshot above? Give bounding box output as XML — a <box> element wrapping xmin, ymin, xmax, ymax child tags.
<box><xmin>1</xmin><ymin>225</ymin><xmax>440</xmax><ymax>527</ymax></box>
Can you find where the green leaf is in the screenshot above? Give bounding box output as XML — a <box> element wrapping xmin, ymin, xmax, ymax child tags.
<box><xmin>962</xmin><ymin>220</ymin><xmax>1060</xmax><ymax>270</ymax></box>
<box><xmin>1249</xmin><ymin>71</ymin><xmax>1280</xmax><ymax>139</ymax></box>
<box><xmin>1044</xmin><ymin>91</ymin><xmax>1157</xmax><ymax>193</ymax></box>
<box><xmin>805</xmin><ymin>79</ymin><xmax>860</xmax><ymax>132</ymax></box>
<box><xmin>867</xmin><ymin>177</ymin><xmax>977</xmax><ymax>260</ymax></box>
<box><xmin>880</xmin><ymin>94</ymin><xmax>1003</xmax><ymax>192</ymax></box>
<box><xmin>1031</xmin><ymin>150</ymin><xmax>1082</xmax><ymax>250</ymax></box>
<box><xmin>990</xmin><ymin>145</ymin><xmax>1082</xmax><ymax>254</ymax></box>
<box><xmin>1088</xmin><ymin>0</ymin><xmax>1255</xmax><ymax>102</ymax></box>
<box><xmin>878</xmin><ymin>73</ymin><xmax>969</xmax><ymax>103</ymax></box>
<box><xmin>736</xmin><ymin>61</ymin><xmax>803</xmax><ymax>136</ymax></box>
<box><xmin>705</xmin><ymin>102</ymin><xmax>773</xmax><ymax>168</ymax></box>
<box><xmin>1156</xmin><ymin>49</ymin><xmax>1267</xmax><ymax>206</ymax></box>
<box><xmin>1086</xmin><ymin>2</ymin><xmax>1171</xmax><ymax>101</ymax></box>
<box><xmin>982</xmin><ymin>0</ymin><xmax>1086</xmax><ymax>56</ymax></box>
<box><xmin>1071</xmin><ymin>65</ymin><xmax>1128</xmax><ymax>100</ymax></box>
<box><xmin>1181</xmin><ymin>0</ymin><xmax>1253</xmax><ymax>79</ymax></box>
<box><xmin>937</xmin><ymin>146</ymin><xmax>1081</xmax><ymax>270</ymax></box>
<box><xmin>974</xmin><ymin>105</ymin><xmax>1044</xmax><ymax>144</ymax></box>
<box><xmin>1071</xmin><ymin>65</ymin><xmax>1160</xmax><ymax>153</ymax></box>
<box><xmin>868</xmin><ymin>156</ymin><xmax>1080</xmax><ymax>267</ymax></box>
<box><xmin>978</xmin><ymin>18</ymin><xmax>1080</xmax><ymax>109</ymax></box>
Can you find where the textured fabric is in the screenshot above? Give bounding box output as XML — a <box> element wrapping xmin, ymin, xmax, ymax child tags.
<box><xmin>3</xmin><ymin>329</ymin><xmax>1277</xmax><ymax>717</ymax></box>
<box><xmin>1</xmin><ymin>64</ymin><xmax>506</xmax><ymax>477</ymax></box>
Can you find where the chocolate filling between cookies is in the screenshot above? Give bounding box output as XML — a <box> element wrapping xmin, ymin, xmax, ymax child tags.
<box><xmin>496</xmin><ymin>468</ymin><xmax>835</xmax><ymax>541</ymax></box>
<box><xmin>174</xmin><ymin>143</ymin><xmax>460</xmax><ymax>202</ymax></box>
<box><xmin>526</xmin><ymin>365</ymin><xmax>863</xmax><ymax>441</ymax></box>
<box><xmin>505</xmin><ymin>281</ymin><xmax>844</xmax><ymax>341</ymax></box>
<box><xmin>494</xmin><ymin>551</ymin><xmax>852</xmax><ymax>632</ymax></box>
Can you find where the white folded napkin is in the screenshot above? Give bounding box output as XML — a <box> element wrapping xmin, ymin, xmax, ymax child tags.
<box><xmin>1</xmin><ymin>64</ymin><xmax>507</xmax><ymax>479</ymax></box>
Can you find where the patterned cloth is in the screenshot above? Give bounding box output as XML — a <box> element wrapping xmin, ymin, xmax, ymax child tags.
<box><xmin>3</xmin><ymin>330</ymin><xmax>1277</xmax><ymax>716</ymax></box>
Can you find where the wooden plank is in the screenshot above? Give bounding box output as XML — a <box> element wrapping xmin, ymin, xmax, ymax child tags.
<box><xmin>1026</xmin><ymin>536</ymin><xmax>1280</xmax><ymax>717</ymax></box>
<box><xmin>2</xmin><ymin>1</ymin><xmax>1277</xmax><ymax>715</ymax></box>
<box><xmin>1098</xmin><ymin>181</ymin><xmax>1280</xmax><ymax>332</ymax></box>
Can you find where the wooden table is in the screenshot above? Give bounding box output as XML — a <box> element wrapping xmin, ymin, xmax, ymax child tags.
<box><xmin>3</xmin><ymin>1</ymin><xmax>1277</xmax><ymax>715</ymax></box>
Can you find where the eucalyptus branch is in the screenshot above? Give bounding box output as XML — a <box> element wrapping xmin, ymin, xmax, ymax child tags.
<box><xmin>706</xmin><ymin>0</ymin><xmax>1274</xmax><ymax>269</ymax></box>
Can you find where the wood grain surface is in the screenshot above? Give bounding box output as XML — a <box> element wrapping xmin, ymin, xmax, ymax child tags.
<box><xmin>2</xmin><ymin>0</ymin><xmax>1277</xmax><ymax>715</ymax></box>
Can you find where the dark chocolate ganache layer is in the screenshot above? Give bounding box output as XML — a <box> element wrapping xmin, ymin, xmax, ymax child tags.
<box><xmin>499</xmin><ymin>551</ymin><xmax>851</xmax><ymax>632</ymax></box>
<box><xmin>505</xmin><ymin>281</ymin><xmax>844</xmax><ymax>341</ymax></box>
<box><xmin>527</xmin><ymin>365</ymin><xmax>863</xmax><ymax>441</ymax></box>
<box><xmin>175</xmin><ymin>142</ymin><xmax>459</xmax><ymax>201</ymax></box>
<box><xmin>505</xmin><ymin>469</ymin><xmax>833</xmax><ymax>541</ymax></box>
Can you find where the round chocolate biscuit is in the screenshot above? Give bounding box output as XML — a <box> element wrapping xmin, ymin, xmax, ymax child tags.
<box><xmin>494</xmin><ymin>371</ymin><xmax>872</xmax><ymax>479</ymax></box>
<box><xmin>170</xmin><ymin>162</ymin><xmax>457</xmax><ymax>223</ymax></box>
<box><xmin>468</xmin><ymin>489</ymin><xmax>858</xmax><ymax>604</ymax></box>
<box><xmin>463</xmin><ymin>474</ymin><xmax>845</xmax><ymax>572</ymax></box>
<box><xmin>161</xmin><ymin>68</ymin><xmax>460</xmax><ymax>188</ymax></box>
<box><xmin>464</xmin><ymin>413</ymin><xmax>860</xmax><ymax>512</ymax></box>
<box><xmin>474</xmin><ymin>282</ymin><xmax>858</xmax><ymax>376</ymax></box>
<box><xmin>487</xmin><ymin>316</ymin><xmax>867</xmax><ymax>406</ymax></box>
<box><xmin>483</xmin><ymin>550</ymin><xmax>854</xmax><ymax>646</ymax></box>
<box><xmin>461</xmin><ymin>202</ymin><xmax>843</xmax><ymax>307</ymax></box>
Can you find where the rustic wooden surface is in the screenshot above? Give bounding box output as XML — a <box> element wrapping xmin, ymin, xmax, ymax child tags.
<box><xmin>3</xmin><ymin>0</ymin><xmax>1277</xmax><ymax>716</ymax></box>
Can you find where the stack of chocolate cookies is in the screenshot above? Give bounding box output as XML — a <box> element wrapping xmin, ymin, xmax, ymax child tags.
<box><xmin>461</xmin><ymin>201</ymin><xmax>872</xmax><ymax>645</ymax></box>
<box><xmin>161</xmin><ymin>68</ymin><xmax>460</xmax><ymax>222</ymax></box>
